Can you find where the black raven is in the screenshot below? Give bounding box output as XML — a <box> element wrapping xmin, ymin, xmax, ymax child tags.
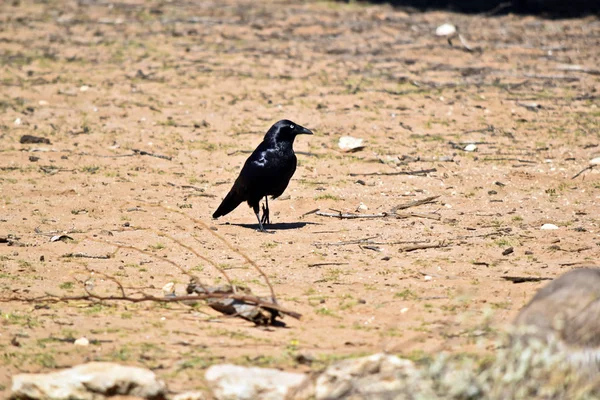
<box><xmin>212</xmin><ymin>119</ymin><xmax>313</xmax><ymax>232</ymax></box>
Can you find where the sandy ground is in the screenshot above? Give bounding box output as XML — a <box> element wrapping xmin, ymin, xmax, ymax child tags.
<box><xmin>0</xmin><ymin>0</ymin><xmax>599</xmax><ymax>396</ymax></box>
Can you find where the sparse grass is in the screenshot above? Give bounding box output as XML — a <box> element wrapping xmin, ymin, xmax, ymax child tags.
<box><xmin>314</xmin><ymin>193</ymin><xmax>341</xmax><ymax>201</ymax></box>
<box><xmin>59</xmin><ymin>282</ymin><xmax>74</xmax><ymax>290</ymax></box>
<box><xmin>395</xmin><ymin>289</ymin><xmax>418</xmax><ymax>300</ymax></box>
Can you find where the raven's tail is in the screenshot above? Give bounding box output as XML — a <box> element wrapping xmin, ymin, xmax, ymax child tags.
<box><xmin>212</xmin><ymin>189</ymin><xmax>244</xmax><ymax>219</ymax></box>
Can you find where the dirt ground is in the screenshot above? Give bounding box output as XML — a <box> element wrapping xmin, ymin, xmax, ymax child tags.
<box><xmin>1</xmin><ymin>0</ymin><xmax>599</xmax><ymax>396</ymax></box>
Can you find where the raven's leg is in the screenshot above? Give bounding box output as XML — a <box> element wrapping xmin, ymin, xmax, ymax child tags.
<box><xmin>260</xmin><ymin>196</ymin><xmax>270</xmax><ymax>225</ymax></box>
<box><xmin>253</xmin><ymin>204</ymin><xmax>266</xmax><ymax>232</ymax></box>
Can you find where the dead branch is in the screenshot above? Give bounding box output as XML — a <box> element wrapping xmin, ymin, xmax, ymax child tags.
<box><xmin>316</xmin><ymin>211</ymin><xmax>387</xmax><ymax>219</ymax></box>
<box><xmin>62</xmin><ymin>252</ymin><xmax>111</xmax><ymax>259</ymax></box>
<box><xmin>399</xmin><ymin>241</ymin><xmax>449</xmax><ymax>252</ymax></box>
<box><xmin>572</xmin><ymin>165</ymin><xmax>595</xmax><ymax>179</ymax></box>
<box><xmin>390</xmin><ymin>195</ymin><xmax>440</xmax><ymax>213</ymax></box>
<box><xmin>149</xmin><ymin>203</ymin><xmax>277</xmax><ymax>302</ymax></box>
<box><xmin>502</xmin><ymin>276</ymin><xmax>553</xmax><ymax>283</ymax></box>
<box><xmin>299</xmin><ymin>208</ymin><xmax>320</xmax><ymax>219</ymax></box>
<box><xmin>349</xmin><ymin>168</ymin><xmax>436</xmax><ymax>177</ymax></box>
<box><xmin>0</xmin><ymin>290</ymin><xmax>301</xmax><ymax>320</ymax></box>
<box><xmin>360</xmin><ymin>245</ymin><xmax>382</xmax><ymax>252</ymax></box>
<box><xmin>482</xmin><ymin>157</ymin><xmax>536</xmax><ymax>164</ymax></box>
<box><xmin>308</xmin><ymin>262</ymin><xmax>349</xmax><ymax>268</ymax></box>
<box><xmin>315</xmin><ymin>196</ymin><xmax>441</xmax><ymax>221</ymax></box>
<box><xmin>394</xmin><ymin>212</ymin><xmax>442</xmax><ymax>221</ymax></box>
<box><xmin>132</xmin><ymin>149</ymin><xmax>172</xmax><ymax>161</ymax></box>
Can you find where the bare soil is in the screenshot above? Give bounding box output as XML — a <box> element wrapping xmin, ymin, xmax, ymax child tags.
<box><xmin>1</xmin><ymin>0</ymin><xmax>599</xmax><ymax>396</ymax></box>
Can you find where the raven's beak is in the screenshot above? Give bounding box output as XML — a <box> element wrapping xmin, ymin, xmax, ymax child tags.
<box><xmin>296</xmin><ymin>125</ymin><xmax>313</xmax><ymax>135</ymax></box>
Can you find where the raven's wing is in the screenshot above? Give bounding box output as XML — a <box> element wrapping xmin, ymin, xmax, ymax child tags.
<box><xmin>213</xmin><ymin>141</ymin><xmax>297</xmax><ymax>218</ymax></box>
<box><xmin>236</xmin><ymin>142</ymin><xmax>297</xmax><ymax>202</ymax></box>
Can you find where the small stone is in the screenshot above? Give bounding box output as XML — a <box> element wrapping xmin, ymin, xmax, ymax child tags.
<box><xmin>436</xmin><ymin>23</ymin><xmax>457</xmax><ymax>37</ymax></box>
<box><xmin>338</xmin><ymin>136</ymin><xmax>365</xmax><ymax>152</ymax></box>
<box><xmin>79</xmin><ymin>85</ymin><xmax>90</xmax><ymax>92</ymax></box>
<box><xmin>14</xmin><ymin>118</ymin><xmax>22</xmax><ymax>126</ymax></box>
<box><xmin>424</xmin><ymin>275</ymin><xmax>432</xmax><ymax>281</ymax></box>
<box><xmin>74</xmin><ymin>337</ymin><xmax>89</xmax><ymax>346</ymax></box>
<box><xmin>162</xmin><ymin>282</ymin><xmax>175</xmax><ymax>296</ymax></box>
<box><xmin>541</xmin><ymin>224</ymin><xmax>559</xmax><ymax>230</ymax></box>
<box><xmin>464</xmin><ymin>144</ymin><xmax>477</xmax><ymax>152</ymax></box>
<box><xmin>502</xmin><ymin>247</ymin><xmax>514</xmax><ymax>256</ymax></box>
<box><xmin>590</xmin><ymin>157</ymin><xmax>600</xmax><ymax>165</ymax></box>
<box><xmin>357</xmin><ymin>202</ymin><xmax>368</xmax><ymax>211</ymax></box>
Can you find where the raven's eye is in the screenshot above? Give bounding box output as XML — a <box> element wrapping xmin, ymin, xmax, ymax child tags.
<box><xmin>290</xmin><ymin>124</ymin><xmax>295</xmax><ymax>129</ymax></box>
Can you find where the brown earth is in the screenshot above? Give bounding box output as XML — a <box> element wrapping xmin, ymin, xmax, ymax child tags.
<box><xmin>0</xmin><ymin>0</ymin><xmax>599</xmax><ymax>396</ymax></box>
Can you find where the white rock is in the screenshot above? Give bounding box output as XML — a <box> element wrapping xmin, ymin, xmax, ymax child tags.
<box><xmin>541</xmin><ymin>224</ymin><xmax>559</xmax><ymax>230</ymax></box>
<box><xmin>338</xmin><ymin>136</ymin><xmax>365</xmax><ymax>152</ymax></box>
<box><xmin>39</xmin><ymin>100</ymin><xmax>49</xmax><ymax>106</ymax></box>
<box><xmin>79</xmin><ymin>85</ymin><xmax>90</xmax><ymax>92</ymax></box>
<box><xmin>464</xmin><ymin>144</ymin><xmax>477</xmax><ymax>152</ymax></box>
<box><xmin>14</xmin><ymin>118</ymin><xmax>21</xmax><ymax>126</ymax></box>
<box><xmin>436</xmin><ymin>23</ymin><xmax>457</xmax><ymax>37</ymax></box>
<box><xmin>424</xmin><ymin>275</ymin><xmax>432</xmax><ymax>281</ymax></box>
<box><xmin>205</xmin><ymin>364</ymin><xmax>308</xmax><ymax>400</ymax></box>
<box><xmin>11</xmin><ymin>362</ymin><xmax>167</xmax><ymax>400</ymax></box>
<box><xmin>172</xmin><ymin>391</ymin><xmax>206</xmax><ymax>400</ymax></box>
<box><xmin>162</xmin><ymin>281</ymin><xmax>175</xmax><ymax>295</ymax></box>
<box><xmin>74</xmin><ymin>337</ymin><xmax>89</xmax><ymax>346</ymax></box>
<box><xmin>357</xmin><ymin>202</ymin><xmax>368</xmax><ymax>211</ymax></box>
<box><xmin>590</xmin><ymin>157</ymin><xmax>600</xmax><ymax>165</ymax></box>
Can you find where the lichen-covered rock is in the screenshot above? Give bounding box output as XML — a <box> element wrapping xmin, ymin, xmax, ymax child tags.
<box><xmin>514</xmin><ymin>267</ymin><xmax>600</xmax><ymax>349</ymax></box>
<box><xmin>314</xmin><ymin>353</ymin><xmax>437</xmax><ymax>400</ymax></box>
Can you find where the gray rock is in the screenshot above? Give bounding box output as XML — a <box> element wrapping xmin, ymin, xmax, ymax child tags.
<box><xmin>205</xmin><ymin>364</ymin><xmax>308</xmax><ymax>400</ymax></box>
<box><xmin>11</xmin><ymin>362</ymin><xmax>167</xmax><ymax>400</ymax></box>
<box><xmin>314</xmin><ymin>353</ymin><xmax>436</xmax><ymax>400</ymax></box>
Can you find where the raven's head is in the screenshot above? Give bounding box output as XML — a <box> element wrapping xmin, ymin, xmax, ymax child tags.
<box><xmin>265</xmin><ymin>119</ymin><xmax>313</xmax><ymax>143</ymax></box>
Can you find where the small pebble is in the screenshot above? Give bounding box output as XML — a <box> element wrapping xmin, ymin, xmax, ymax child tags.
<box><xmin>74</xmin><ymin>337</ymin><xmax>89</xmax><ymax>346</ymax></box>
<box><xmin>464</xmin><ymin>144</ymin><xmax>477</xmax><ymax>152</ymax></box>
<box><xmin>541</xmin><ymin>223</ymin><xmax>559</xmax><ymax>230</ymax></box>
<box><xmin>162</xmin><ymin>282</ymin><xmax>175</xmax><ymax>295</ymax></box>
<box><xmin>436</xmin><ymin>23</ymin><xmax>456</xmax><ymax>37</ymax></box>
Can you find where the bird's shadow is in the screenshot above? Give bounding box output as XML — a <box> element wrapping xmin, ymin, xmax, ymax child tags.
<box><xmin>228</xmin><ymin>221</ymin><xmax>319</xmax><ymax>231</ymax></box>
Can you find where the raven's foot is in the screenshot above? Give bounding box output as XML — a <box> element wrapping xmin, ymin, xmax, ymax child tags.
<box><xmin>260</xmin><ymin>203</ymin><xmax>270</xmax><ymax>225</ymax></box>
<box><xmin>254</xmin><ymin>211</ymin><xmax>273</xmax><ymax>233</ymax></box>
